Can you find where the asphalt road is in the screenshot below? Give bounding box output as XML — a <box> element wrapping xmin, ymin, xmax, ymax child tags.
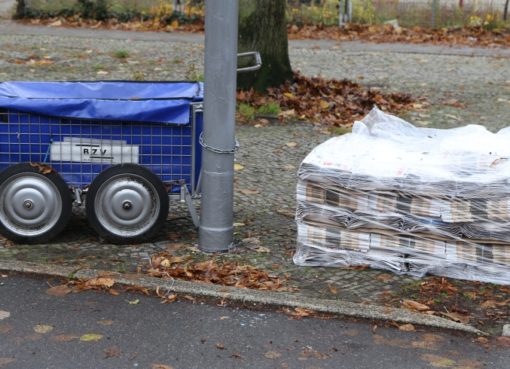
<box><xmin>0</xmin><ymin>274</ymin><xmax>508</xmax><ymax>369</ymax></box>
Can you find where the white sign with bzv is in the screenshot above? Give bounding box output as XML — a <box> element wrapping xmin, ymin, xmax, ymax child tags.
<box><xmin>51</xmin><ymin>137</ymin><xmax>139</xmax><ymax>164</ymax></box>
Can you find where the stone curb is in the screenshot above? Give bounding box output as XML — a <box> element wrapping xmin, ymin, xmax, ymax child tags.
<box><xmin>0</xmin><ymin>259</ymin><xmax>485</xmax><ymax>336</ymax></box>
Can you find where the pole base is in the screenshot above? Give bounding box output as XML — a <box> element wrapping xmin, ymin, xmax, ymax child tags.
<box><xmin>199</xmin><ymin>225</ymin><xmax>234</xmax><ymax>253</ymax></box>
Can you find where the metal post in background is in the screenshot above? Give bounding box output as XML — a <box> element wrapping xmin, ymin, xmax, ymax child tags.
<box><xmin>173</xmin><ymin>0</ymin><xmax>183</xmax><ymax>13</ymax></box>
<box><xmin>338</xmin><ymin>0</ymin><xmax>344</xmax><ymax>27</ymax></box>
<box><xmin>199</xmin><ymin>0</ymin><xmax>238</xmax><ymax>252</ymax></box>
<box><xmin>338</xmin><ymin>0</ymin><xmax>352</xmax><ymax>27</ymax></box>
<box><xmin>431</xmin><ymin>0</ymin><xmax>439</xmax><ymax>28</ymax></box>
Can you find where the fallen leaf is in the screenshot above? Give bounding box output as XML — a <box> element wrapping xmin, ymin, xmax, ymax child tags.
<box><xmin>46</xmin><ymin>285</ymin><xmax>72</xmax><ymax>297</ymax></box>
<box><xmin>234</xmin><ymin>163</ymin><xmax>244</xmax><ymax>171</ymax></box>
<box><xmin>418</xmin><ymin>334</ymin><xmax>444</xmax><ymax>348</ymax></box>
<box><xmin>299</xmin><ymin>347</ymin><xmax>330</xmax><ymax>360</ymax></box>
<box><xmin>80</xmin><ymin>333</ymin><xmax>103</xmax><ymax>342</ymax></box>
<box><xmin>286</xmin><ymin>307</ymin><xmax>314</xmax><ymax>319</ymax></box>
<box><xmin>0</xmin><ymin>324</ymin><xmax>13</xmax><ymax>334</ymax></box>
<box><xmin>0</xmin><ymin>358</ymin><xmax>15</xmax><ymax>367</ymax></box>
<box><xmin>376</xmin><ymin>274</ymin><xmax>393</xmax><ymax>282</ymax></box>
<box><xmin>328</xmin><ymin>284</ymin><xmax>338</xmax><ymax>295</ymax></box>
<box><xmin>443</xmin><ymin>99</ymin><xmax>464</xmax><ymax>108</ymax></box>
<box><xmin>264</xmin><ymin>351</ymin><xmax>282</xmax><ymax>359</ymax></box>
<box><xmin>108</xmin><ymin>289</ymin><xmax>120</xmax><ymax>296</ymax></box>
<box><xmin>159</xmin><ymin>293</ymin><xmax>177</xmax><ymax>304</ymax></box>
<box><xmin>33</xmin><ymin>324</ymin><xmax>53</xmax><ymax>334</ymax></box>
<box><xmin>475</xmin><ymin>337</ymin><xmax>489</xmax><ymax>346</ymax></box>
<box><xmin>49</xmin><ymin>19</ymin><xmax>62</xmax><ymax>27</ymax></box>
<box><xmin>0</xmin><ymin>311</ymin><xmax>10</xmax><ymax>321</ymax></box>
<box><xmin>441</xmin><ymin>312</ymin><xmax>470</xmax><ymax>324</ymax></box>
<box><xmin>495</xmin><ymin>336</ymin><xmax>510</xmax><ymax>348</ymax></box>
<box><xmin>285</xmin><ymin>142</ymin><xmax>298</xmax><ymax>148</ymax></box>
<box><xmin>480</xmin><ymin>300</ymin><xmax>497</xmax><ymax>309</ymax></box>
<box><xmin>104</xmin><ymin>345</ymin><xmax>121</xmax><ymax>358</ymax></box>
<box><xmin>278</xmin><ymin>109</ymin><xmax>296</xmax><ymax>118</ymax></box>
<box><xmin>239</xmin><ymin>189</ymin><xmax>260</xmax><ymax>195</ymax></box>
<box><xmin>167</xmin><ymin>256</ymin><xmax>189</xmax><ymax>264</ymax></box>
<box><xmin>85</xmin><ymin>277</ymin><xmax>115</xmax><ymax>289</ymax></box>
<box><xmin>127</xmin><ymin>299</ymin><xmax>140</xmax><ymax>305</ymax></box>
<box><xmin>254</xmin><ymin>246</ymin><xmax>271</xmax><ymax>253</ymax></box>
<box><xmin>29</xmin><ymin>162</ymin><xmax>54</xmax><ymax>174</ymax></box>
<box><xmin>420</xmin><ymin>354</ymin><xmax>456</xmax><ymax>368</ymax></box>
<box><xmin>216</xmin><ymin>343</ymin><xmax>225</xmax><ymax>350</ymax></box>
<box><xmin>373</xmin><ymin>334</ymin><xmax>412</xmax><ymax>348</ymax></box>
<box><xmin>152</xmin><ymin>364</ymin><xmax>174</xmax><ymax>369</ymax></box>
<box><xmin>402</xmin><ymin>299</ymin><xmax>430</xmax><ymax>312</ymax></box>
<box><xmin>456</xmin><ymin>359</ymin><xmax>484</xmax><ymax>369</ymax></box>
<box><xmin>398</xmin><ymin>323</ymin><xmax>415</xmax><ymax>332</ymax></box>
<box><xmin>276</xmin><ymin>208</ymin><xmax>295</xmax><ymax>218</ymax></box>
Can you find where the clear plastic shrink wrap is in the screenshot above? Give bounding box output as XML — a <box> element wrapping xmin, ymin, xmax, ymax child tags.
<box><xmin>294</xmin><ymin>108</ymin><xmax>510</xmax><ymax>284</ymax></box>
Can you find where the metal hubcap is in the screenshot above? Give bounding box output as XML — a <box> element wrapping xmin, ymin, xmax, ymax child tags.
<box><xmin>94</xmin><ymin>174</ymin><xmax>159</xmax><ymax>238</ymax></box>
<box><xmin>0</xmin><ymin>173</ymin><xmax>62</xmax><ymax>236</ymax></box>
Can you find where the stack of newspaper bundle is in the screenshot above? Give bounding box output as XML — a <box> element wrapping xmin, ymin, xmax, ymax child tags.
<box><xmin>294</xmin><ymin>108</ymin><xmax>510</xmax><ymax>284</ymax></box>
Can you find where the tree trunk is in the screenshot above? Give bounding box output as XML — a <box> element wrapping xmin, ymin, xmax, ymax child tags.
<box><xmin>238</xmin><ymin>0</ymin><xmax>293</xmax><ymax>92</ymax></box>
<box><xmin>14</xmin><ymin>0</ymin><xmax>26</xmax><ymax>19</ymax></box>
<box><xmin>504</xmin><ymin>0</ymin><xmax>510</xmax><ymax>21</ymax></box>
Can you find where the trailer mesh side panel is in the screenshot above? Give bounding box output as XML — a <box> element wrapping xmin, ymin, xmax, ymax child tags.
<box><xmin>0</xmin><ymin>109</ymin><xmax>202</xmax><ymax>193</ymax></box>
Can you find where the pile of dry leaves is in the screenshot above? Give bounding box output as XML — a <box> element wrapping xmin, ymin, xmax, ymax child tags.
<box><xmin>238</xmin><ymin>72</ymin><xmax>417</xmax><ymax>126</ymax></box>
<box><xmin>145</xmin><ymin>253</ymin><xmax>291</xmax><ymax>292</ymax></box>
<box><xmin>381</xmin><ymin>276</ymin><xmax>510</xmax><ymax>330</ymax></box>
<box><xmin>24</xmin><ymin>18</ymin><xmax>510</xmax><ymax>49</ymax></box>
<box><xmin>289</xmin><ymin>23</ymin><xmax>510</xmax><ymax>48</ymax></box>
<box><xmin>22</xmin><ymin>17</ymin><xmax>204</xmax><ymax>33</ymax></box>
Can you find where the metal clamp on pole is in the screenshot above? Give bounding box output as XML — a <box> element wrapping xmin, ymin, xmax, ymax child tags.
<box><xmin>237</xmin><ymin>51</ymin><xmax>262</xmax><ymax>73</ymax></box>
<box><xmin>199</xmin><ymin>132</ymin><xmax>239</xmax><ymax>154</ymax></box>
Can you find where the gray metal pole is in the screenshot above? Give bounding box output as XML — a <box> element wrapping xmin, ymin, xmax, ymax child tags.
<box><xmin>431</xmin><ymin>0</ymin><xmax>438</xmax><ymax>28</ymax></box>
<box><xmin>338</xmin><ymin>0</ymin><xmax>344</xmax><ymax>27</ymax></box>
<box><xmin>199</xmin><ymin>0</ymin><xmax>238</xmax><ymax>252</ymax></box>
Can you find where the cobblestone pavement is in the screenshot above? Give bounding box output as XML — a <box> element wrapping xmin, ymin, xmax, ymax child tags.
<box><xmin>0</xmin><ymin>23</ymin><xmax>509</xmax><ymax>308</ymax></box>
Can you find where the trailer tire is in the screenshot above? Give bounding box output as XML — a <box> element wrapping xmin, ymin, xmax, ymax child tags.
<box><xmin>86</xmin><ymin>164</ymin><xmax>169</xmax><ymax>244</ymax></box>
<box><xmin>0</xmin><ymin>163</ymin><xmax>72</xmax><ymax>244</ymax></box>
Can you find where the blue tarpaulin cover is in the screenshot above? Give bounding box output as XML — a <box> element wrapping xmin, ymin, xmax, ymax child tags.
<box><xmin>0</xmin><ymin>81</ymin><xmax>203</xmax><ymax>125</ymax></box>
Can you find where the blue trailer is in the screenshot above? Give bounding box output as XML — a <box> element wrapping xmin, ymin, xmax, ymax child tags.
<box><xmin>0</xmin><ymin>81</ymin><xmax>203</xmax><ymax>244</ymax></box>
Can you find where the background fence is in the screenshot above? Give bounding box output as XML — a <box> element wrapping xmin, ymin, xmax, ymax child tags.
<box><xmin>288</xmin><ymin>0</ymin><xmax>510</xmax><ymax>28</ymax></box>
<box><xmin>17</xmin><ymin>0</ymin><xmax>510</xmax><ymax>29</ymax></box>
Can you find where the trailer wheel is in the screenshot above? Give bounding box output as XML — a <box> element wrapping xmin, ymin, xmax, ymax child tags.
<box><xmin>0</xmin><ymin>163</ymin><xmax>72</xmax><ymax>244</ymax></box>
<box><xmin>86</xmin><ymin>164</ymin><xmax>169</xmax><ymax>244</ymax></box>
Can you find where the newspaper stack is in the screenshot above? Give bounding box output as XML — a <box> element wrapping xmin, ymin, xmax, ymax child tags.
<box><xmin>294</xmin><ymin>108</ymin><xmax>510</xmax><ymax>285</ymax></box>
